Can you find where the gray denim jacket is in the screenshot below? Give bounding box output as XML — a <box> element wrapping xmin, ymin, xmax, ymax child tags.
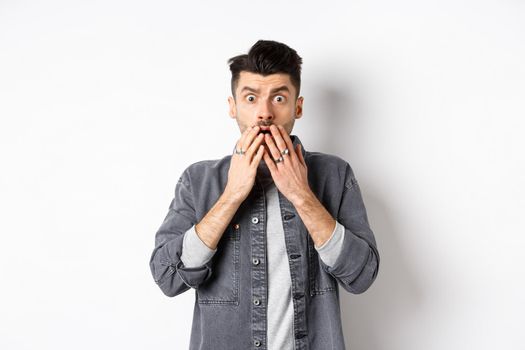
<box><xmin>149</xmin><ymin>135</ymin><xmax>379</xmax><ymax>350</ymax></box>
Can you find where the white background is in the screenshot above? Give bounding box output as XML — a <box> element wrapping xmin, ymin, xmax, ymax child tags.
<box><xmin>1</xmin><ymin>0</ymin><xmax>524</xmax><ymax>349</ymax></box>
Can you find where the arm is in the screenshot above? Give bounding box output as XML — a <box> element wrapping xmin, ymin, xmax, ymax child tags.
<box><xmin>150</xmin><ymin>127</ymin><xmax>265</xmax><ymax>297</ymax></box>
<box><xmin>325</xmin><ymin>164</ymin><xmax>379</xmax><ymax>294</ymax></box>
<box><xmin>181</xmin><ymin>189</ymin><xmax>244</xmax><ymax>267</ymax></box>
<box><xmin>294</xmin><ymin>164</ymin><xmax>379</xmax><ymax>294</ymax></box>
<box><xmin>260</xmin><ymin>126</ymin><xmax>379</xmax><ymax>293</ymax></box>
<box><xmin>149</xmin><ymin>170</ymin><xmax>243</xmax><ymax>297</ymax></box>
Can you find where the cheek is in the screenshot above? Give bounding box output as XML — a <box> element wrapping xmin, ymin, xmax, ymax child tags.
<box><xmin>238</xmin><ymin>104</ymin><xmax>255</xmax><ymax>114</ymax></box>
<box><xmin>275</xmin><ymin>105</ymin><xmax>295</xmax><ymax>118</ymax></box>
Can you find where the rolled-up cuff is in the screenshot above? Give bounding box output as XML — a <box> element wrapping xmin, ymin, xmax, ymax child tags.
<box><xmin>315</xmin><ymin>220</ymin><xmax>345</xmax><ymax>267</ymax></box>
<box><xmin>181</xmin><ymin>225</ymin><xmax>217</xmax><ymax>268</ymax></box>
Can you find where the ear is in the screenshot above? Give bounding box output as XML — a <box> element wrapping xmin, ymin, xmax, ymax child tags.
<box><xmin>295</xmin><ymin>96</ymin><xmax>304</xmax><ymax>119</ymax></box>
<box><xmin>228</xmin><ymin>96</ymin><xmax>237</xmax><ymax>118</ymax></box>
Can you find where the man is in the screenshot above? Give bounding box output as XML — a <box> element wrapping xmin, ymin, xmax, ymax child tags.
<box><xmin>149</xmin><ymin>40</ymin><xmax>379</xmax><ymax>350</ymax></box>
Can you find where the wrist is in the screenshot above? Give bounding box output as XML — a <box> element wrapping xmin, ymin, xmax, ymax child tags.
<box><xmin>291</xmin><ymin>188</ymin><xmax>316</xmax><ymax>208</ymax></box>
<box><xmin>222</xmin><ymin>187</ymin><xmax>245</xmax><ymax>206</ymax></box>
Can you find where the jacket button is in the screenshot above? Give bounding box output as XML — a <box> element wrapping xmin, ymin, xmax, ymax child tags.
<box><xmin>252</xmin><ymin>258</ymin><xmax>260</xmax><ymax>265</ymax></box>
<box><xmin>251</xmin><ymin>217</ymin><xmax>259</xmax><ymax>224</ymax></box>
<box><xmin>254</xmin><ymin>340</ymin><xmax>261</xmax><ymax>347</ymax></box>
<box><xmin>253</xmin><ymin>298</ymin><xmax>261</xmax><ymax>306</ymax></box>
<box><xmin>233</xmin><ymin>223</ymin><xmax>240</xmax><ymax>230</ymax></box>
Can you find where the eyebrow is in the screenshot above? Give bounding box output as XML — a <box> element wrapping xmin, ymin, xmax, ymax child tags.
<box><xmin>239</xmin><ymin>85</ymin><xmax>291</xmax><ymax>95</ymax></box>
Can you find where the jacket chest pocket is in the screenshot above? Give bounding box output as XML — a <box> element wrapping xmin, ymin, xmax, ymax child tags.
<box><xmin>196</xmin><ymin>223</ymin><xmax>240</xmax><ymax>305</ymax></box>
<box><xmin>307</xmin><ymin>235</ymin><xmax>337</xmax><ymax>296</ymax></box>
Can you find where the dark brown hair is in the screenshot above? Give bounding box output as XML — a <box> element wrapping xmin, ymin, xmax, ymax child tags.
<box><xmin>228</xmin><ymin>40</ymin><xmax>303</xmax><ymax>100</ymax></box>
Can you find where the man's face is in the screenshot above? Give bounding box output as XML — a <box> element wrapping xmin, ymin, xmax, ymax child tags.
<box><xmin>228</xmin><ymin>71</ymin><xmax>304</xmax><ymax>148</ymax></box>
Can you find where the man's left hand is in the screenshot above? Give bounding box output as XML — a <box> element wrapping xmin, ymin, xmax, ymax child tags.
<box><xmin>262</xmin><ymin>125</ymin><xmax>312</xmax><ymax>205</ymax></box>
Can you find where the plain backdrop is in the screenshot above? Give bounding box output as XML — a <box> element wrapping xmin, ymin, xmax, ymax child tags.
<box><xmin>1</xmin><ymin>0</ymin><xmax>524</xmax><ymax>349</ymax></box>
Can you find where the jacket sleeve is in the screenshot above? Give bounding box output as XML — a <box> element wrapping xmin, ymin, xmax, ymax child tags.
<box><xmin>320</xmin><ymin>163</ymin><xmax>380</xmax><ymax>294</ymax></box>
<box><xmin>149</xmin><ymin>169</ymin><xmax>214</xmax><ymax>297</ymax></box>
<box><xmin>315</xmin><ymin>220</ymin><xmax>346</xmax><ymax>267</ymax></box>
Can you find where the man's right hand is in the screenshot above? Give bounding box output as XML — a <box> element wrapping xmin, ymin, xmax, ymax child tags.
<box><xmin>224</xmin><ymin>126</ymin><xmax>265</xmax><ymax>203</ymax></box>
<box><xmin>193</xmin><ymin>126</ymin><xmax>265</xmax><ymax>250</ymax></box>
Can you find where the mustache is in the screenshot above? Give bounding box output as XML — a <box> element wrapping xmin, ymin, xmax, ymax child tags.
<box><xmin>252</xmin><ymin>123</ymin><xmax>274</xmax><ymax>134</ymax></box>
<box><xmin>258</xmin><ymin>125</ymin><xmax>273</xmax><ymax>135</ymax></box>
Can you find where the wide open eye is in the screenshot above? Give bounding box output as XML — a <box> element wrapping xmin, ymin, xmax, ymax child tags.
<box><xmin>246</xmin><ymin>95</ymin><xmax>256</xmax><ymax>102</ymax></box>
<box><xmin>274</xmin><ymin>95</ymin><xmax>286</xmax><ymax>103</ymax></box>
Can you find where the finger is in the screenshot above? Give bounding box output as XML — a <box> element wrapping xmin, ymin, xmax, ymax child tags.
<box><xmin>235</xmin><ymin>126</ymin><xmax>253</xmax><ymax>154</ymax></box>
<box><xmin>263</xmin><ymin>150</ymin><xmax>279</xmax><ymax>174</ymax></box>
<box><xmin>247</xmin><ymin>133</ymin><xmax>265</xmax><ymax>159</ymax></box>
<box><xmin>264</xmin><ymin>133</ymin><xmax>283</xmax><ymax>164</ymax></box>
<box><xmin>269</xmin><ymin>125</ymin><xmax>288</xmax><ymax>155</ymax></box>
<box><xmin>296</xmin><ymin>144</ymin><xmax>306</xmax><ymax>166</ymax></box>
<box><xmin>242</xmin><ymin>126</ymin><xmax>260</xmax><ymax>152</ymax></box>
<box><xmin>278</xmin><ymin>125</ymin><xmax>298</xmax><ymax>164</ymax></box>
<box><xmin>250</xmin><ymin>144</ymin><xmax>265</xmax><ymax>167</ymax></box>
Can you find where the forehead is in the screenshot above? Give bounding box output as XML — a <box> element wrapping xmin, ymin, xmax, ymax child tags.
<box><xmin>236</xmin><ymin>71</ymin><xmax>295</xmax><ymax>95</ymax></box>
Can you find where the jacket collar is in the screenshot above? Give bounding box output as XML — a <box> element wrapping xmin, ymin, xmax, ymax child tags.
<box><xmin>291</xmin><ymin>134</ymin><xmax>306</xmax><ymax>159</ymax></box>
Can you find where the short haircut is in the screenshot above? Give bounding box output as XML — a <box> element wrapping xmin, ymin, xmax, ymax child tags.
<box><xmin>227</xmin><ymin>40</ymin><xmax>303</xmax><ymax>100</ymax></box>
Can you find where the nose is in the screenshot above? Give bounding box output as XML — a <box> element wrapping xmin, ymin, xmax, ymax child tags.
<box><xmin>257</xmin><ymin>99</ymin><xmax>274</xmax><ymax>122</ymax></box>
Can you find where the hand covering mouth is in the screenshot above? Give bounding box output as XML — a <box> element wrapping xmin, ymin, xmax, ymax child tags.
<box><xmin>257</xmin><ymin>125</ymin><xmax>274</xmax><ymax>135</ymax></box>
